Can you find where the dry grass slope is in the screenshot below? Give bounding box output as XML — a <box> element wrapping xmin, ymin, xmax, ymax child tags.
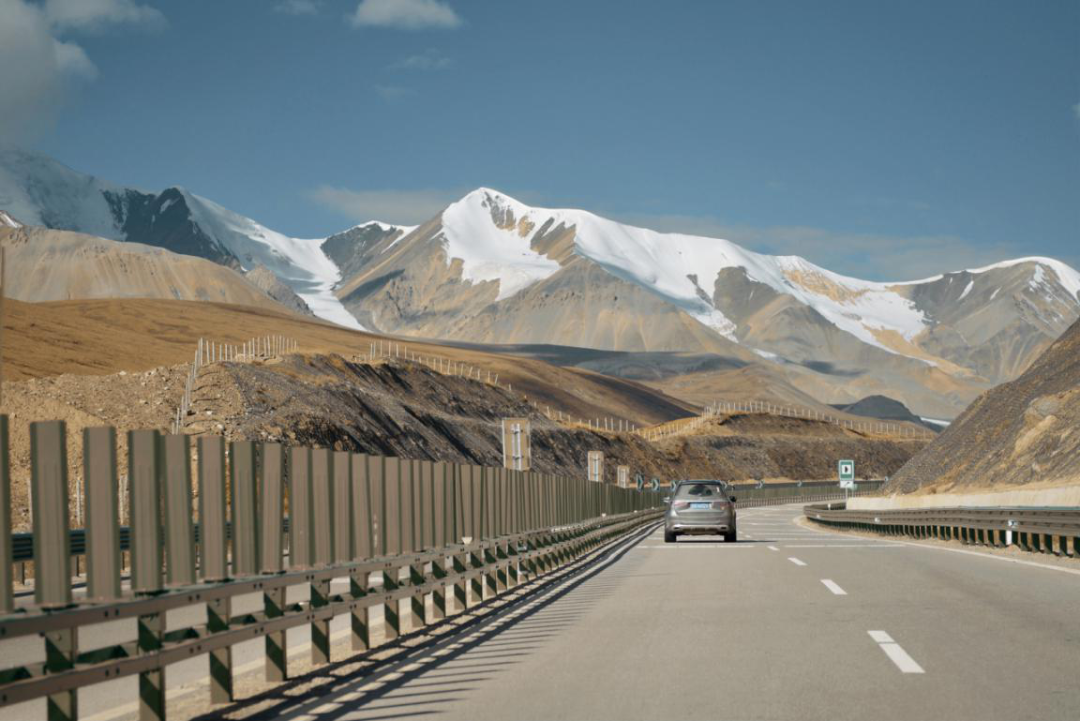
<box><xmin>0</xmin><ymin>297</ymin><xmax>695</xmax><ymax>425</ymax></box>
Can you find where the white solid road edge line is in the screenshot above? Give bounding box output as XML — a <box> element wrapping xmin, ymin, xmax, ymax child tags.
<box><xmin>787</xmin><ymin>557</ymin><xmax>807</xmax><ymax>566</ymax></box>
<box><xmin>868</xmin><ymin>630</ymin><xmax>925</xmax><ymax>674</ymax></box>
<box><xmin>821</xmin><ymin>579</ymin><xmax>847</xmax><ymax>595</ymax></box>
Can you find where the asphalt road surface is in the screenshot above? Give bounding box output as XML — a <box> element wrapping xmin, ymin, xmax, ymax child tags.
<box><xmin>4</xmin><ymin>503</ymin><xmax>1080</xmax><ymax>720</ymax></box>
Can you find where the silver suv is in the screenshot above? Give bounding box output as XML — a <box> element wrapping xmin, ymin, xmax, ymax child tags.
<box><xmin>664</xmin><ymin>480</ymin><xmax>737</xmax><ymax>543</ymax></box>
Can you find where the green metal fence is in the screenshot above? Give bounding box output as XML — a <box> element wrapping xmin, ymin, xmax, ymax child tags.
<box><xmin>0</xmin><ymin>417</ymin><xmax>663</xmax><ymax>721</ymax></box>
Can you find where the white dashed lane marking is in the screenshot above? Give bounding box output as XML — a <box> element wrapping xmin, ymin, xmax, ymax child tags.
<box><xmin>821</xmin><ymin>579</ymin><xmax>847</xmax><ymax>595</ymax></box>
<box><xmin>788</xmin><ymin>557</ymin><xmax>807</xmax><ymax>566</ymax></box>
<box><xmin>869</xmin><ymin>630</ymin><xmax>925</xmax><ymax>674</ymax></box>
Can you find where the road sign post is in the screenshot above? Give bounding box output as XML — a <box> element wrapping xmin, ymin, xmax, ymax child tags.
<box><xmin>587</xmin><ymin>451</ymin><xmax>604</xmax><ymax>483</ymax></box>
<box><xmin>501</xmin><ymin>418</ymin><xmax>531</xmax><ymax>471</ymax></box>
<box><xmin>838</xmin><ymin>460</ymin><xmax>856</xmax><ymax>499</ymax></box>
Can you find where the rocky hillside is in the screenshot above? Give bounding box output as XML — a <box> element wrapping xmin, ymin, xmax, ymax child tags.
<box><xmin>0</xmin><ymin>352</ymin><xmax>924</xmax><ymax>532</ymax></box>
<box><xmin>0</xmin><ymin>226</ymin><xmax>301</xmax><ymax>312</ymax></box>
<box><xmin>242</xmin><ymin>264</ymin><xmax>313</xmax><ymax>316</ymax></box>
<box><xmin>185</xmin><ymin>354</ymin><xmax>921</xmax><ymax>484</ymax></box>
<box><xmin>887</xmin><ymin>318</ymin><xmax>1080</xmax><ymax>494</ymax></box>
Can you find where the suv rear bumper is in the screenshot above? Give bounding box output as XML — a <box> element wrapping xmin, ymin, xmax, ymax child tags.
<box><xmin>667</xmin><ymin>521</ymin><xmax>733</xmax><ymax>534</ymax></box>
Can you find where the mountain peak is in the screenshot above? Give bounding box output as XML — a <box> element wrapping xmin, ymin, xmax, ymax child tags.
<box><xmin>0</xmin><ymin>210</ymin><xmax>21</xmax><ymax>228</ymax></box>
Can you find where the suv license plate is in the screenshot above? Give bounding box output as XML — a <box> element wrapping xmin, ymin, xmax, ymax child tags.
<box><xmin>690</xmin><ymin>502</ymin><xmax>711</xmax><ymax>510</ymax></box>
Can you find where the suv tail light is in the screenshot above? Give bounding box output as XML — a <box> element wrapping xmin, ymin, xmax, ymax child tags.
<box><xmin>673</xmin><ymin>501</ymin><xmax>690</xmax><ymax>510</ymax></box>
<box><xmin>712</xmin><ymin>501</ymin><xmax>732</xmax><ymax>510</ymax></box>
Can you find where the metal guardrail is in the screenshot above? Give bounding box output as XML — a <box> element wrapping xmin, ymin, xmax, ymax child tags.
<box><xmin>804</xmin><ymin>502</ymin><xmax>1080</xmax><ymax>557</ymax></box>
<box><xmin>0</xmin><ymin>510</ymin><xmax>659</xmax><ymax>717</ymax></box>
<box><xmin>0</xmin><ymin>416</ymin><xmax>664</xmax><ymax>721</ymax></box>
<box><xmin>730</xmin><ymin>480</ymin><xmax>885</xmax><ymax>506</ymax></box>
<box><xmin>7</xmin><ymin>482</ymin><xmax>885</xmax><ymax>568</ymax></box>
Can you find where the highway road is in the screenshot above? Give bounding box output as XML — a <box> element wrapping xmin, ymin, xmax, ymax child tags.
<box><xmin>4</xmin><ymin>503</ymin><xmax>1080</xmax><ymax>721</ymax></box>
<box><xmin>261</xmin><ymin>504</ymin><xmax>1080</xmax><ymax>721</ymax></box>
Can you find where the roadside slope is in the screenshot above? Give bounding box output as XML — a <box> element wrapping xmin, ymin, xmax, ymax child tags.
<box><xmin>0</xmin><ymin>226</ymin><xmax>296</xmax><ymax>311</ymax></box>
<box><xmin>887</xmin><ymin>317</ymin><xmax>1080</xmax><ymax>494</ymax></box>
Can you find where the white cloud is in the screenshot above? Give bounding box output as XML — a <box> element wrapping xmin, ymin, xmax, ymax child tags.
<box><xmin>0</xmin><ymin>0</ymin><xmax>163</xmax><ymax>143</ymax></box>
<box><xmin>309</xmin><ymin>186</ymin><xmax>466</xmax><ymax>225</ymax></box>
<box><xmin>390</xmin><ymin>48</ymin><xmax>451</xmax><ymax>70</ymax></box>
<box><xmin>351</xmin><ymin>0</ymin><xmax>461</xmax><ymax>29</ymax></box>
<box><xmin>274</xmin><ymin>0</ymin><xmax>320</xmax><ymax>16</ymax></box>
<box><xmin>44</xmin><ymin>0</ymin><xmax>165</xmax><ymax>32</ymax></box>
<box><xmin>53</xmin><ymin>39</ymin><xmax>98</xmax><ymax>79</ymax></box>
<box><xmin>1073</xmin><ymin>102</ymin><xmax>1080</xmax><ymax>120</ymax></box>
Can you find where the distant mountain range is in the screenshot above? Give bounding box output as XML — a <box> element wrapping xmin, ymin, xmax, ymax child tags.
<box><xmin>2</xmin><ymin>148</ymin><xmax>1077</xmax><ymax>418</ymax></box>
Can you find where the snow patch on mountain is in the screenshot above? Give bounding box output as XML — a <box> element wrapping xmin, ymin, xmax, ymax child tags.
<box><xmin>438</xmin><ymin>189</ymin><xmax>934</xmax><ymax>354</ymax></box>
<box><xmin>440</xmin><ymin>190</ymin><xmax>561</xmax><ymax>301</ymax></box>
<box><xmin>366</xmin><ymin>221</ymin><xmax>417</xmax><ymax>250</ymax></box>
<box><xmin>181</xmin><ymin>192</ymin><xmax>366</xmax><ymax>330</ymax></box>
<box><xmin>900</xmin><ymin>257</ymin><xmax>1080</xmax><ymax>300</ymax></box>
<box><xmin>0</xmin><ymin>148</ymin><xmax>123</xmax><ymax>239</ymax></box>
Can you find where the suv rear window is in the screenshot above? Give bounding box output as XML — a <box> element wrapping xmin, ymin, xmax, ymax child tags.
<box><xmin>674</xmin><ymin>483</ymin><xmax>728</xmax><ymax>500</ymax></box>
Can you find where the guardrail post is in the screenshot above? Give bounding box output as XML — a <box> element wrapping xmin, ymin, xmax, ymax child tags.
<box><xmin>430</xmin><ymin>463</ymin><xmax>449</xmax><ymax>620</ymax></box>
<box><xmin>196</xmin><ymin>436</ymin><xmax>231</xmax><ymax>705</ymax></box>
<box><xmin>350</xmin><ymin>453</ymin><xmax>372</xmax><ymax>652</ymax></box>
<box><xmin>260</xmin><ymin>444</ymin><xmax>287</xmax><ymax>682</ymax></box>
<box><xmin>333</xmin><ymin>451</ymin><xmax>354</xmax><ymax>564</ymax></box>
<box><xmin>231</xmin><ymin>442</ymin><xmax>259</xmax><ymax>576</ymax></box>
<box><xmin>404</xmin><ymin>463</ymin><xmax>428</xmax><ymax>632</ymax></box>
<box><xmin>496</xmin><ymin>540</ymin><xmax>509</xmax><ymax>592</ymax></box>
<box><xmin>408</xmin><ymin>558</ymin><xmax>427</xmax><ymax>632</ymax></box>
<box><xmin>198</xmin><ymin>437</ymin><xmax>228</xmax><ymax>581</ymax></box>
<box><xmin>383</xmin><ymin>457</ymin><xmax>401</xmax><ymax>642</ymax></box>
<box><xmin>32</xmin><ymin>421</ymin><xmax>72</xmax><ymax>608</ymax></box>
<box><xmin>0</xmin><ymin>416</ymin><xmax>11</xmax><ymax>616</ymax></box>
<box><xmin>288</xmin><ymin>447</ymin><xmax>313</xmax><ymax>568</ymax></box>
<box><xmin>484</xmin><ymin>543</ymin><xmax>498</xmax><ymax>600</ymax></box>
<box><xmin>129</xmin><ymin>429</ymin><xmax>166</xmax><ymax>721</ymax></box>
<box><xmin>470</xmin><ymin>543</ymin><xmax>485</xmax><ymax>605</ymax></box>
<box><xmin>310</xmin><ymin>449</ymin><xmax>333</xmax><ymax>665</ymax></box>
<box><xmin>507</xmin><ymin>539</ymin><xmax>520</xmax><ymax>588</ymax></box>
<box><xmin>163</xmin><ymin>435</ymin><xmax>196</xmax><ymax>587</ymax></box>
<box><xmin>84</xmin><ymin>427</ymin><xmax>121</xmax><ymax>603</ymax></box>
<box><xmin>34</xmin><ymin>425</ymin><xmax>77</xmax><ymax>721</ymax></box>
<box><xmin>452</xmin><ymin>548</ymin><xmax>468</xmax><ymax>612</ymax></box>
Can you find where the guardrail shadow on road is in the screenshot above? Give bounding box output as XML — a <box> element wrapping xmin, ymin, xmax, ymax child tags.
<box><xmin>188</xmin><ymin>523</ymin><xmax>658</xmax><ymax>721</ymax></box>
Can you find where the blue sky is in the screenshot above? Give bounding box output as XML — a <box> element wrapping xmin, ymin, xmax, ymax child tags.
<box><xmin>2</xmin><ymin>0</ymin><xmax>1078</xmax><ymax>279</ymax></box>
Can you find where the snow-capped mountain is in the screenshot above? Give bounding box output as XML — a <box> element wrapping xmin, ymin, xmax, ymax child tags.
<box><xmin>334</xmin><ymin>188</ymin><xmax>1080</xmax><ymax>415</ymax></box>
<box><xmin>4</xmin><ymin>148</ymin><xmax>1078</xmax><ymax>417</ymax></box>
<box><xmin>0</xmin><ymin>148</ymin><xmax>362</xmax><ymax>328</ymax></box>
